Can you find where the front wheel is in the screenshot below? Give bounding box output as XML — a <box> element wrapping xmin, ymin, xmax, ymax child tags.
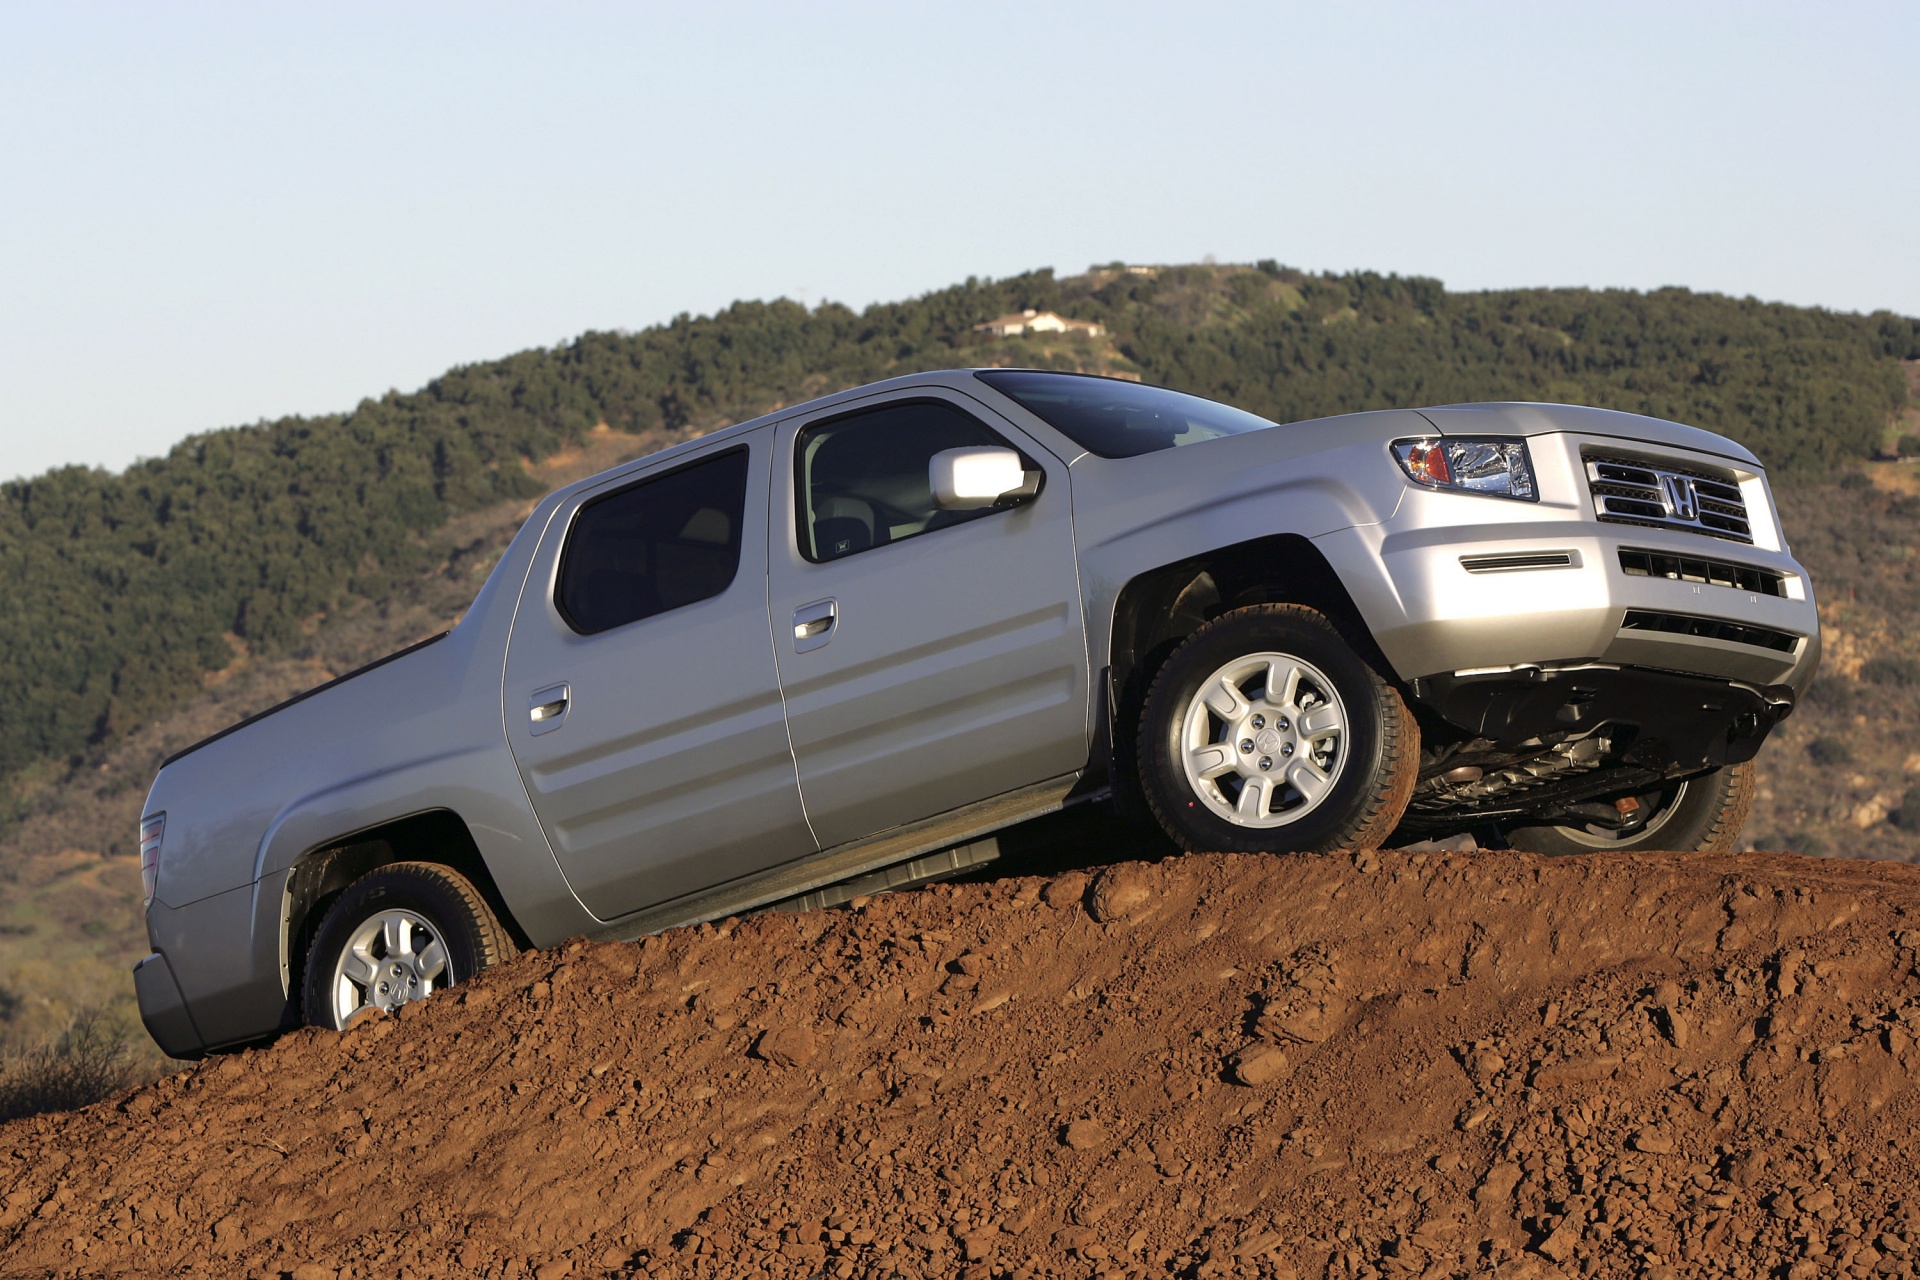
<box><xmin>1501</xmin><ymin>759</ymin><xmax>1756</xmax><ymax>855</ymax></box>
<box><xmin>301</xmin><ymin>862</ymin><xmax>515</xmax><ymax>1030</ymax></box>
<box><xmin>1136</xmin><ymin>604</ymin><xmax>1419</xmax><ymax>854</ymax></box>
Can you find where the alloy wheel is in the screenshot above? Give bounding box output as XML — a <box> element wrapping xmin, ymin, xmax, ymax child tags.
<box><xmin>1178</xmin><ymin>651</ymin><xmax>1350</xmax><ymax>828</ymax></box>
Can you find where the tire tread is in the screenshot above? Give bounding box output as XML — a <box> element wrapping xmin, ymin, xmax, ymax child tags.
<box><xmin>1694</xmin><ymin>758</ymin><xmax>1757</xmax><ymax>854</ymax></box>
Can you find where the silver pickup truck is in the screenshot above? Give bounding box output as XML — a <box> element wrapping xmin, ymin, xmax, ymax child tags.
<box><xmin>133</xmin><ymin>370</ymin><xmax>1820</xmax><ymax>1056</ymax></box>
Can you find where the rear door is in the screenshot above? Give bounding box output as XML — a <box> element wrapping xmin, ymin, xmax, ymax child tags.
<box><xmin>767</xmin><ymin>388</ymin><xmax>1091</xmax><ymax>849</ymax></box>
<box><xmin>504</xmin><ymin>428</ymin><xmax>814</xmax><ymax>920</ymax></box>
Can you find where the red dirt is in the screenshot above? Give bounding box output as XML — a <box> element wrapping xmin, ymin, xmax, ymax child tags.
<box><xmin>6</xmin><ymin>847</ymin><xmax>1920</xmax><ymax>1280</ymax></box>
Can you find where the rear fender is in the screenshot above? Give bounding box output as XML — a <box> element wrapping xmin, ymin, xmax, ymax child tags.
<box><xmin>247</xmin><ymin>745</ymin><xmax>596</xmax><ymax>1007</ymax></box>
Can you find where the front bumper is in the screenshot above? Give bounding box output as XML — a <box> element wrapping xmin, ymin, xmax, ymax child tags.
<box><xmin>133</xmin><ymin>951</ymin><xmax>205</xmax><ymax>1059</ymax></box>
<box><xmin>1317</xmin><ymin>433</ymin><xmax>1820</xmax><ymax>698</ymax></box>
<box><xmin>1366</xmin><ymin>523</ymin><xmax>1817</xmax><ymax>691</ymax></box>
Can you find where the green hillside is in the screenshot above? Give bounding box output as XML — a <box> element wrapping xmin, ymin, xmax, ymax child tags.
<box><xmin>3</xmin><ymin>262</ymin><xmax>1917</xmax><ymax>818</ymax></box>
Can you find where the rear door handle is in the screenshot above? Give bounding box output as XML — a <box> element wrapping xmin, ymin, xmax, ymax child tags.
<box><xmin>792</xmin><ymin>599</ymin><xmax>837</xmax><ymax>653</ymax></box>
<box><xmin>528</xmin><ymin>682</ymin><xmax>571</xmax><ymax>736</ymax></box>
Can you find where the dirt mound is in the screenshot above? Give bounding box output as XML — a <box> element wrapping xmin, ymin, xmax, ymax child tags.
<box><xmin>5</xmin><ymin>847</ymin><xmax>1920</xmax><ymax>1280</ymax></box>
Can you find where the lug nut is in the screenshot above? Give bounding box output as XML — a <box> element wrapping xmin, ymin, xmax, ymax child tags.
<box><xmin>1258</xmin><ymin>757</ymin><xmax>1272</xmax><ymax>771</ymax></box>
<box><xmin>1251</xmin><ymin>714</ymin><xmax>1265</xmax><ymax>729</ymax></box>
<box><xmin>1239</xmin><ymin>739</ymin><xmax>1254</xmax><ymax>753</ymax></box>
<box><xmin>1281</xmin><ymin>743</ymin><xmax>1295</xmax><ymax>757</ymax></box>
<box><xmin>1277</xmin><ymin>716</ymin><xmax>1290</xmax><ymax>731</ymax></box>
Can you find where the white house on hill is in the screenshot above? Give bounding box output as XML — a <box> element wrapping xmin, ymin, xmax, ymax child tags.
<box><xmin>973</xmin><ymin>309</ymin><xmax>1106</xmax><ymax>339</ymax></box>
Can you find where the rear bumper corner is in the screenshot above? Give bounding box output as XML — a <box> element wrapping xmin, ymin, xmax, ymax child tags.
<box><xmin>133</xmin><ymin>951</ymin><xmax>206</xmax><ymax>1060</ymax></box>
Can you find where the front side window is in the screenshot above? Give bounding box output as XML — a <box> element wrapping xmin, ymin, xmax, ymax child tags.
<box><xmin>557</xmin><ymin>447</ymin><xmax>748</xmax><ymax>634</ymax></box>
<box><xmin>797</xmin><ymin>400</ymin><xmax>1020</xmax><ymax>563</ymax></box>
<box><xmin>976</xmin><ymin>369</ymin><xmax>1274</xmax><ymax>459</ymax></box>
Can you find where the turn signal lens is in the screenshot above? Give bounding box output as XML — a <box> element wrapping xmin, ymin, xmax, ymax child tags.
<box><xmin>140</xmin><ymin>813</ymin><xmax>165</xmax><ymax>908</ymax></box>
<box><xmin>1392</xmin><ymin>437</ymin><xmax>1537</xmax><ymax>501</ymax></box>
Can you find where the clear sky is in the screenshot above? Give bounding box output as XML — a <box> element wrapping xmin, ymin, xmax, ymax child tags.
<box><xmin>2</xmin><ymin>1</ymin><xmax>1915</xmax><ymax>483</ymax></box>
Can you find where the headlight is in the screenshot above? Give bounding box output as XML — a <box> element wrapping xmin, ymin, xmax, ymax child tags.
<box><xmin>1392</xmin><ymin>437</ymin><xmax>1537</xmax><ymax>501</ymax></box>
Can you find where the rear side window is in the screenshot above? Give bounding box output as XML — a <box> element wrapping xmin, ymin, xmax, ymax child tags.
<box><xmin>796</xmin><ymin>400</ymin><xmax>1017</xmax><ymax>563</ymax></box>
<box><xmin>976</xmin><ymin>368</ymin><xmax>1273</xmax><ymax>459</ymax></box>
<box><xmin>556</xmin><ymin>448</ymin><xmax>749</xmax><ymax>634</ymax></box>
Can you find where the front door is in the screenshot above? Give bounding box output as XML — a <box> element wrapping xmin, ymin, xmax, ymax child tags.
<box><xmin>504</xmin><ymin>430</ymin><xmax>815</xmax><ymax>920</ymax></box>
<box><xmin>767</xmin><ymin>388</ymin><xmax>1091</xmax><ymax>849</ymax></box>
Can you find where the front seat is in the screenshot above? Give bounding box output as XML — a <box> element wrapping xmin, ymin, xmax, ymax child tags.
<box><xmin>812</xmin><ymin>495</ymin><xmax>880</xmax><ymax>560</ymax></box>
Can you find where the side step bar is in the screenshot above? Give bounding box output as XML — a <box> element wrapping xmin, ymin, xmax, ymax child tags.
<box><xmin>761</xmin><ymin>835</ymin><xmax>1004</xmax><ymax>916</ymax></box>
<box><xmin>587</xmin><ymin>773</ymin><xmax>1081</xmax><ymax>943</ymax></box>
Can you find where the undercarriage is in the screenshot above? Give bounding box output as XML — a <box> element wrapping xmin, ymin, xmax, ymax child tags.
<box><xmin>1396</xmin><ymin>663</ymin><xmax>1794</xmax><ymax>839</ymax></box>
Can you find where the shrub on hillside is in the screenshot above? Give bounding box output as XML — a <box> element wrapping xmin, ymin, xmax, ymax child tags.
<box><xmin>1757</xmin><ymin>830</ymin><xmax>1825</xmax><ymax>855</ymax></box>
<box><xmin>1896</xmin><ymin>787</ymin><xmax>1920</xmax><ymax>833</ymax></box>
<box><xmin>1807</xmin><ymin>736</ymin><xmax>1855</xmax><ymax>766</ymax></box>
<box><xmin>1899</xmin><ymin>434</ymin><xmax>1920</xmax><ymax>457</ymax></box>
<box><xmin>0</xmin><ymin>1010</ymin><xmax>143</xmax><ymax>1122</ymax></box>
<box><xmin>1805</xmin><ymin>674</ymin><xmax>1859</xmax><ymax>713</ymax></box>
<box><xmin>1861</xmin><ymin>654</ymin><xmax>1920</xmax><ymax>686</ymax></box>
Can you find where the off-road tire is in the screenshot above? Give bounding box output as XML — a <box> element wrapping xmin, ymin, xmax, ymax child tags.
<box><xmin>301</xmin><ymin>861</ymin><xmax>515</xmax><ymax>1030</ymax></box>
<box><xmin>1136</xmin><ymin>604</ymin><xmax>1419</xmax><ymax>854</ymax></box>
<box><xmin>1503</xmin><ymin>759</ymin><xmax>1756</xmax><ymax>856</ymax></box>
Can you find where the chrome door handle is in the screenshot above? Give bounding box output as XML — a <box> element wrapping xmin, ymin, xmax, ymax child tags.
<box><xmin>792</xmin><ymin>599</ymin><xmax>837</xmax><ymax>653</ymax></box>
<box><xmin>528</xmin><ymin>683</ymin><xmax>571</xmax><ymax>735</ymax></box>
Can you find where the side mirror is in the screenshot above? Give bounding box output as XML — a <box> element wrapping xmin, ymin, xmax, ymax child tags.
<box><xmin>930</xmin><ymin>446</ymin><xmax>1041</xmax><ymax>510</ymax></box>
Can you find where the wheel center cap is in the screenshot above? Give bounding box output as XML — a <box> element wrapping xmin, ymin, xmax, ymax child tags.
<box><xmin>385</xmin><ymin>962</ymin><xmax>417</xmax><ymax>1006</ymax></box>
<box><xmin>1253</xmin><ymin>727</ymin><xmax>1284</xmax><ymax>755</ymax></box>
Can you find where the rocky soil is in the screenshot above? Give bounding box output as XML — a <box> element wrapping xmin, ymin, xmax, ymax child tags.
<box><xmin>5</xmin><ymin>846</ymin><xmax>1920</xmax><ymax>1280</ymax></box>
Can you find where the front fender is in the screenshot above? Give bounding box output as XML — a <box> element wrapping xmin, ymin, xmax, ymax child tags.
<box><xmin>1071</xmin><ymin>423</ymin><xmax>1420</xmax><ymax>677</ymax></box>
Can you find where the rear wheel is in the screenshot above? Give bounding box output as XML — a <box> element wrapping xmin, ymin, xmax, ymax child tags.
<box><xmin>301</xmin><ymin>862</ymin><xmax>514</xmax><ymax>1030</ymax></box>
<box><xmin>1136</xmin><ymin>604</ymin><xmax>1418</xmax><ymax>853</ymax></box>
<box><xmin>1502</xmin><ymin>759</ymin><xmax>1755</xmax><ymax>855</ymax></box>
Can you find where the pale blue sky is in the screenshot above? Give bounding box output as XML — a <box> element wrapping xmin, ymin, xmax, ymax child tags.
<box><xmin>2</xmin><ymin>1</ymin><xmax>1915</xmax><ymax>482</ymax></box>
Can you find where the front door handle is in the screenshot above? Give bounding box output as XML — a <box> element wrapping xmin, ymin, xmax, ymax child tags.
<box><xmin>528</xmin><ymin>682</ymin><xmax>571</xmax><ymax>736</ymax></box>
<box><xmin>792</xmin><ymin>599</ymin><xmax>837</xmax><ymax>653</ymax></box>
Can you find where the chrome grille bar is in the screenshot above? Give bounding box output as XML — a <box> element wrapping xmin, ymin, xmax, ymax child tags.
<box><xmin>1584</xmin><ymin>450</ymin><xmax>1752</xmax><ymax>543</ymax></box>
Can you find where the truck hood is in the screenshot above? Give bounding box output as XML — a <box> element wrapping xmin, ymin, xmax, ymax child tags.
<box><xmin>1412</xmin><ymin>402</ymin><xmax>1764</xmax><ymax>470</ymax></box>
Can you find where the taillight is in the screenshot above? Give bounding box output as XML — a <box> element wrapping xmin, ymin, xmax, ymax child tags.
<box><xmin>140</xmin><ymin>813</ymin><xmax>165</xmax><ymax>907</ymax></box>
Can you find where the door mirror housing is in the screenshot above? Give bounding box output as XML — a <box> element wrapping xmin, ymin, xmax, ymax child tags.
<box><xmin>930</xmin><ymin>446</ymin><xmax>1040</xmax><ymax>510</ymax></box>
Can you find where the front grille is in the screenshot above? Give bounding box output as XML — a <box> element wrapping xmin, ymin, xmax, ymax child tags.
<box><xmin>1585</xmin><ymin>450</ymin><xmax>1752</xmax><ymax>543</ymax></box>
<box><xmin>1619</xmin><ymin>609</ymin><xmax>1798</xmax><ymax>653</ymax></box>
<box><xmin>1618</xmin><ymin>548</ymin><xmax>1786</xmax><ymax>596</ymax></box>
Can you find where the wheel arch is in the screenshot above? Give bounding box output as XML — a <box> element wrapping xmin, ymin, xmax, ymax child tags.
<box><xmin>281</xmin><ymin>809</ymin><xmax>530</xmax><ymax>1020</ymax></box>
<box><xmin>1107</xmin><ymin>533</ymin><xmax>1391</xmax><ymax>765</ymax></box>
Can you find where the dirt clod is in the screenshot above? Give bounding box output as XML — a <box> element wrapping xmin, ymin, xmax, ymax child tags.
<box><xmin>6</xmin><ymin>848</ymin><xmax>1920</xmax><ymax>1280</ymax></box>
<box><xmin>1087</xmin><ymin>861</ymin><xmax>1156</xmax><ymax>923</ymax></box>
<box><xmin>750</xmin><ymin>1025</ymin><xmax>817</xmax><ymax>1069</ymax></box>
<box><xmin>1061</xmin><ymin>1118</ymin><xmax>1108</xmax><ymax>1150</ymax></box>
<box><xmin>1227</xmin><ymin>1041</ymin><xmax>1290</xmax><ymax>1086</ymax></box>
<box><xmin>1041</xmin><ymin>868</ymin><xmax>1089</xmax><ymax>908</ymax></box>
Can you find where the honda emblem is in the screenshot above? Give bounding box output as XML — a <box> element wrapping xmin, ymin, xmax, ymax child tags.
<box><xmin>1659</xmin><ymin>473</ymin><xmax>1699</xmax><ymax>522</ymax></box>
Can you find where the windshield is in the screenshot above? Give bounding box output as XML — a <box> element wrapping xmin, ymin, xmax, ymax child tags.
<box><xmin>975</xmin><ymin>369</ymin><xmax>1275</xmax><ymax>459</ymax></box>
